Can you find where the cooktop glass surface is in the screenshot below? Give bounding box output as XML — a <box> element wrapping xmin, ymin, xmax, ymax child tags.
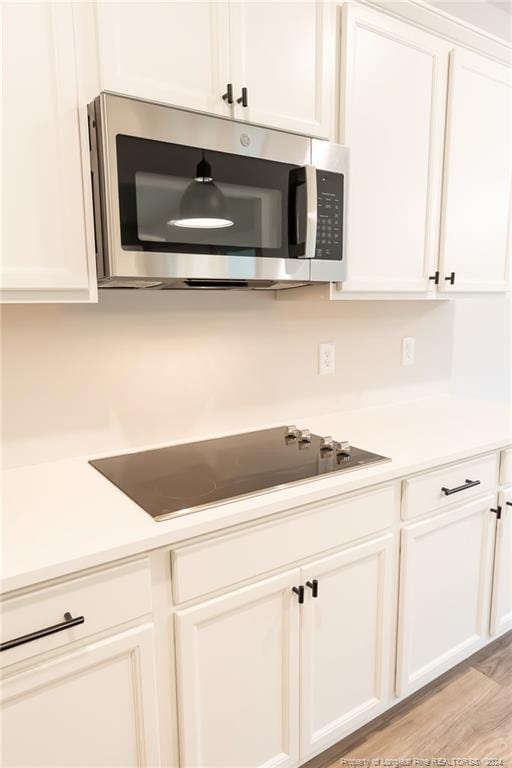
<box><xmin>90</xmin><ymin>427</ymin><xmax>389</xmax><ymax>521</ymax></box>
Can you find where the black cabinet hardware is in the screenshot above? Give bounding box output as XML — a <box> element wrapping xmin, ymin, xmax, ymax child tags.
<box><xmin>0</xmin><ymin>612</ymin><xmax>85</xmax><ymax>652</ymax></box>
<box><xmin>222</xmin><ymin>84</ymin><xmax>234</xmax><ymax>104</ymax></box>
<box><xmin>491</xmin><ymin>506</ymin><xmax>502</xmax><ymax>519</ymax></box>
<box><xmin>445</xmin><ymin>272</ymin><xmax>456</xmax><ymax>285</ymax></box>
<box><xmin>507</xmin><ymin>501</ymin><xmax>512</xmax><ymax>507</ymax></box>
<box><xmin>441</xmin><ymin>478</ymin><xmax>480</xmax><ymax>496</ymax></box>
<box><xmin>306</xmin><ymin>579</ymin><xmax>319</xmax><ymax>598</ymax></box>
<box><xmin>292</xmin><ymin>585</ymin><xmax>305</xmax><ymax>604</ymax></box>
<box><xmin>429</xmin><ymin>272</ymin><xmax>440</xmax><ymax>285</ymax></box>
<box><xmin>237</xmin><ymin>87</ymin><xmax>248</xmax><ymax>108</ymax></box>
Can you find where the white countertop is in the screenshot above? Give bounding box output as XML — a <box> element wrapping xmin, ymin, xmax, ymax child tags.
<box><xmin>2</xmin><ymin>397</ymin><xmax>511</xmax><ymax>595</ymax></box>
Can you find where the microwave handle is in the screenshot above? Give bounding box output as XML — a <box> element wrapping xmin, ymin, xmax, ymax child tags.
<box><xmin>304</xmin><ymin>165</ymin><xmax>317</xmax><ymax>259</ymax></box>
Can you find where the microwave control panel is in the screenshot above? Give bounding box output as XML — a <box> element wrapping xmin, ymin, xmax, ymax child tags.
<box><xmin>315</xmin><ymin>171</ymin><xmax>344</xmax><ymax>260</ymax></box>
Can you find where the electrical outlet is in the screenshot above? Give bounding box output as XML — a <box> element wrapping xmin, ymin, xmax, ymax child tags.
<box><xmin>319</xmin><ymin>342</ymin><xmax>335</xmax><ymax>375</ymax></box>
<box><xmin>402</xmin><ymin>337</ymin><xmax>415</xmax><ymax>366</ymax></box>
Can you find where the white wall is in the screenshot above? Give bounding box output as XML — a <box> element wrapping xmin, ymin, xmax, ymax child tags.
<box><xmin>2</xmin><ymin>292</ymin><xmax>509</xmax><ymax>469</ymax></box>
<box><xmin>0</xmin><ymin>293</ymin><xmax>452</xmax><ymax>468</ymax></box>
<box><xmin>450</xmin><ymin>295</ymin><xmax>511</xmax><ymax>401</ymax></box>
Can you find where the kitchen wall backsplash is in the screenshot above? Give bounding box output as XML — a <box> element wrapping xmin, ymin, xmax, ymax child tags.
<box><xmin>1</xmin><ymin>292</ymin><xmax>509</xmax><ymax>468</ymax></box>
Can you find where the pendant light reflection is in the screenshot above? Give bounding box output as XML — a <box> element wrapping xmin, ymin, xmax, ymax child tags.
<box><xmin>168</xmin><ymin>152</ymin><xmax>234</xmax><ymax>229</ymax></box>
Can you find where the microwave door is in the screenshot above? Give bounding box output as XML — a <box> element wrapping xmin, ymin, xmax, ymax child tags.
<box><xmin>112</xmin><ymin>130</ymin><xmax>312</xmax><ymax>286</ymax></box>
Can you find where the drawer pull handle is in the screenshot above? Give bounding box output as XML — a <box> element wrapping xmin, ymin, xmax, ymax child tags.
<box><xmin>292</xmin><ymin>585</ymin><xmax>305</xmax><ymax>604</ymax></box>
<box><xmin>507</xmin><ymin>502</ymin><xmax>512</xmax><ymax>507</ymax></box>
<box><xmin>0</xmin><ymin>612</ymin><xmax>85</xmax><ymax>653</ymax></box>
<box><xmin>441</xmin><ymin>479</ymin><xmax>480</xmax><ymax>496</ymax></box>
<box><xmin>306</xmin><ymin>579</ymin><xmax>319</xmax><ymax>598</ymax></box>
<box><xmin>491</xmin><ymin>506</ymin><xmax>502</xmax><ymax>519</ymax></box>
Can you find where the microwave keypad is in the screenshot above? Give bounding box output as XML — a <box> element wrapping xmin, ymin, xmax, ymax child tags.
<box><xmin>315</xmin><ymin>171</ymin><xmax>343</xmax><ymax>260</ymax></box>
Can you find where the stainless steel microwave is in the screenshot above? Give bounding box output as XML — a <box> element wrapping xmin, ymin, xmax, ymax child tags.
<box><xmin>88</xmin><ymin>93</ymin><xmax>349</xmax><ymax>290</ymax></box>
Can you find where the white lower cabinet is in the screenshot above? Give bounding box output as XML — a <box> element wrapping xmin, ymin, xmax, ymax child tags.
<box><xmin>1</xmin><ymin>451</ymin><xmax>507</xmax><ymax>768</ymax></box>
<box><xmin>1</xmin><ymin>624</ymin><xmax>161</xmax><ymax>767</ymax></box>
<box><xmin>175</xmin><ymin>532</ymin><xmax>396</xmax><ymax>767</ymax></box>
<box><xmin>490</xmin><ymin>488</ymin><xmax>512</xmax><ymax>637</ymax></box>
<box><xmin>396</xmin><ymin>495</ymin><xmax>497</xmax><ymax>697</ymax></box>
<box><xmin>175</xmin><ymin>569</ymin><xmax>301</xmax><ymax>768</ymax></box>
<box><xmin>300</xmin><ymin>535</ymin><xmax>395</xmax><ymax>760</ymax></box>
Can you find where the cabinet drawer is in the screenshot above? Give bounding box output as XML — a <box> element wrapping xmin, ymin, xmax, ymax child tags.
<box><xmin>0</xmin><ymin>558</ymin><xmax>152</xmax><ymax>668</ymax></box>
<box><xmin>402</xmin><ymin>453</ymin><xmax>498</xmax><ymax>521</ymax></box>
<box><xmin>171</xmin><ymin>483</ymin><xmax>398</xmax><ymax>603</ymax></box>
<box><xmin>500</xmin><ymin>448</ymin><xmax>512</xmax><ymax>486</ymax></box>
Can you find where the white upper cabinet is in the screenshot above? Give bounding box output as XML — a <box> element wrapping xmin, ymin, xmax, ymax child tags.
<box><xmin>1</xmin><ymin>2</ymin><xmax>96</xmax><ymax>303</ymax></box>
<box><xmin>95</xmin><ymin>1</ymin><xmax>232</xmax><ymax>117</ymax></box>
<box><xmin>230</xmin><ymin>0</ymin><xmax>334</xmax><ymax>137</ymax></box>
<box><xmin>336</xmin><ymin>4</ymin><xmax>449</xmax><ymax>294</ymax></box>
<box><xmin>439</xmin><ymin>49</ymin><xmax>512</xmax><ymax>293</ymax></box>
<box><xmin>94</xmin><ymin>0</ymin><xmax>334</xmax><ymax>137</ymax></box>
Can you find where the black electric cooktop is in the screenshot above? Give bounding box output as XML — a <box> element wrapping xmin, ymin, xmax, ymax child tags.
<box><xmin>90</xmin><ymin>426</ymin><xmax>390</xmax><ymax>521</ymax></box>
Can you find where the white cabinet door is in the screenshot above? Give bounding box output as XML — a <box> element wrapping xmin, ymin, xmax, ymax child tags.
<box><xmin>229</xmin><ymin>1</ymin><xmax>334</xmax><ymax>137</ymax></box>
<box><xmin>396</xmin><ymin>496</ymin><xmax>496</xmax><ymax>697</ymax></box>
<box><xmin>439</xmin><ymin>49</ymin><xmax>512</xmax><ymax>293</ymax></box>
<box><xmin>1</xmin><ymin>625</ymin><xmax>161</xmax><ymax>767</ymax></box>
<box><xmin>1</xmin><ymin>2</ymin><xmax>95</xmax><ymax>302</ymax></box>
<box><xmin>175</xmin><ymin>570</ymin><xmax>300</xmax><ymax>768</ymax></box>
<box><xmin>336</xmin><ymin>4</ymin><xmax>449</xmax><ymax>294</ymax></box>
<box><xmin>95</xmin><ymin>2</ymin><xmax>231</xmax><ymax>117</ymax></box>
<box><xmin>490</xmin><ymin>489</ymin><xmax>512</xmax><ymax>636</ymax></box>
<box><xmin>300</xmin><ymin>535</ymin><xmax>395</xmax><ymax>760</ymax></box>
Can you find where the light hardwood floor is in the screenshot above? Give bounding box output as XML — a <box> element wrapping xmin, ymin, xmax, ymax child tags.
<box><xmin>305</xmin><ymin>631</ymin><xmax>512</xmax><ymax>768</ymax></box>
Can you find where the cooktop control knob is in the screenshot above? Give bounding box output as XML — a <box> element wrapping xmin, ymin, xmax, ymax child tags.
<box><xmin>285</xmin><ymin>425</ymin><xmax>299</xmax><ymax>440</ymax></box>
<box><xmin>298</xmin><ymin>428</ymin><xmax>311</xmax><ymax>443</ymax></box>
<box><xmin>335</xmin><ymin>440</ymin><xmax>351</xmax><ymax>456</ymax></box>
<box><xmin>320</xmin><ymin>436</ymin><xmax>335</xmax><ymax>451</ymax></box>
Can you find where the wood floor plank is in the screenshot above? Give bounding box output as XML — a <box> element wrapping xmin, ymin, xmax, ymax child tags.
<box><xmin>473</xmin><ymin>637</ymin><xmax>512</xmax><ymax>688</ymax></box>
<box><xmin>341</xmin><ymin>668</ymin><xmax>500</xmax><ymax>759</ymax></box>
<box><xmin>421</xmin><ymin>674</ymin><xmax>512</xmax><ymax>758</ymax></box>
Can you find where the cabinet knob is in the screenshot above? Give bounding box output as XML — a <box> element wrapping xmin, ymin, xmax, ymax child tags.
<box><xmin>306</xmin><ymin>579</ymin><xmax>319</xmax><ymax>598</ymax></box>
<box><xmin>491</xmin><ymin>506</ymin><xmax>502</xmax><ymax>519</ymax></box>
<box><xmin>222</xmin><ymin>83</ymin><xmax>234</xmax><ymax>104</ymax></box>
<box><xmin>445</xmin><ymin>272</ymin><xmax>456</xmax><ymax>285</ymax></box>
<box><xmin>237</xmin><ymin>87</ymin><xmax>248</xmax><ymax>108</ymax></box>
<box><xmin>292</xmin><ymin>585</ymin><xmax>305</xmax><ymax>604</ymax></box>
<box><xmin>429</xmin><ymin>271</ymin><xmax>440</xmax><ymax>285</ymax></box>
